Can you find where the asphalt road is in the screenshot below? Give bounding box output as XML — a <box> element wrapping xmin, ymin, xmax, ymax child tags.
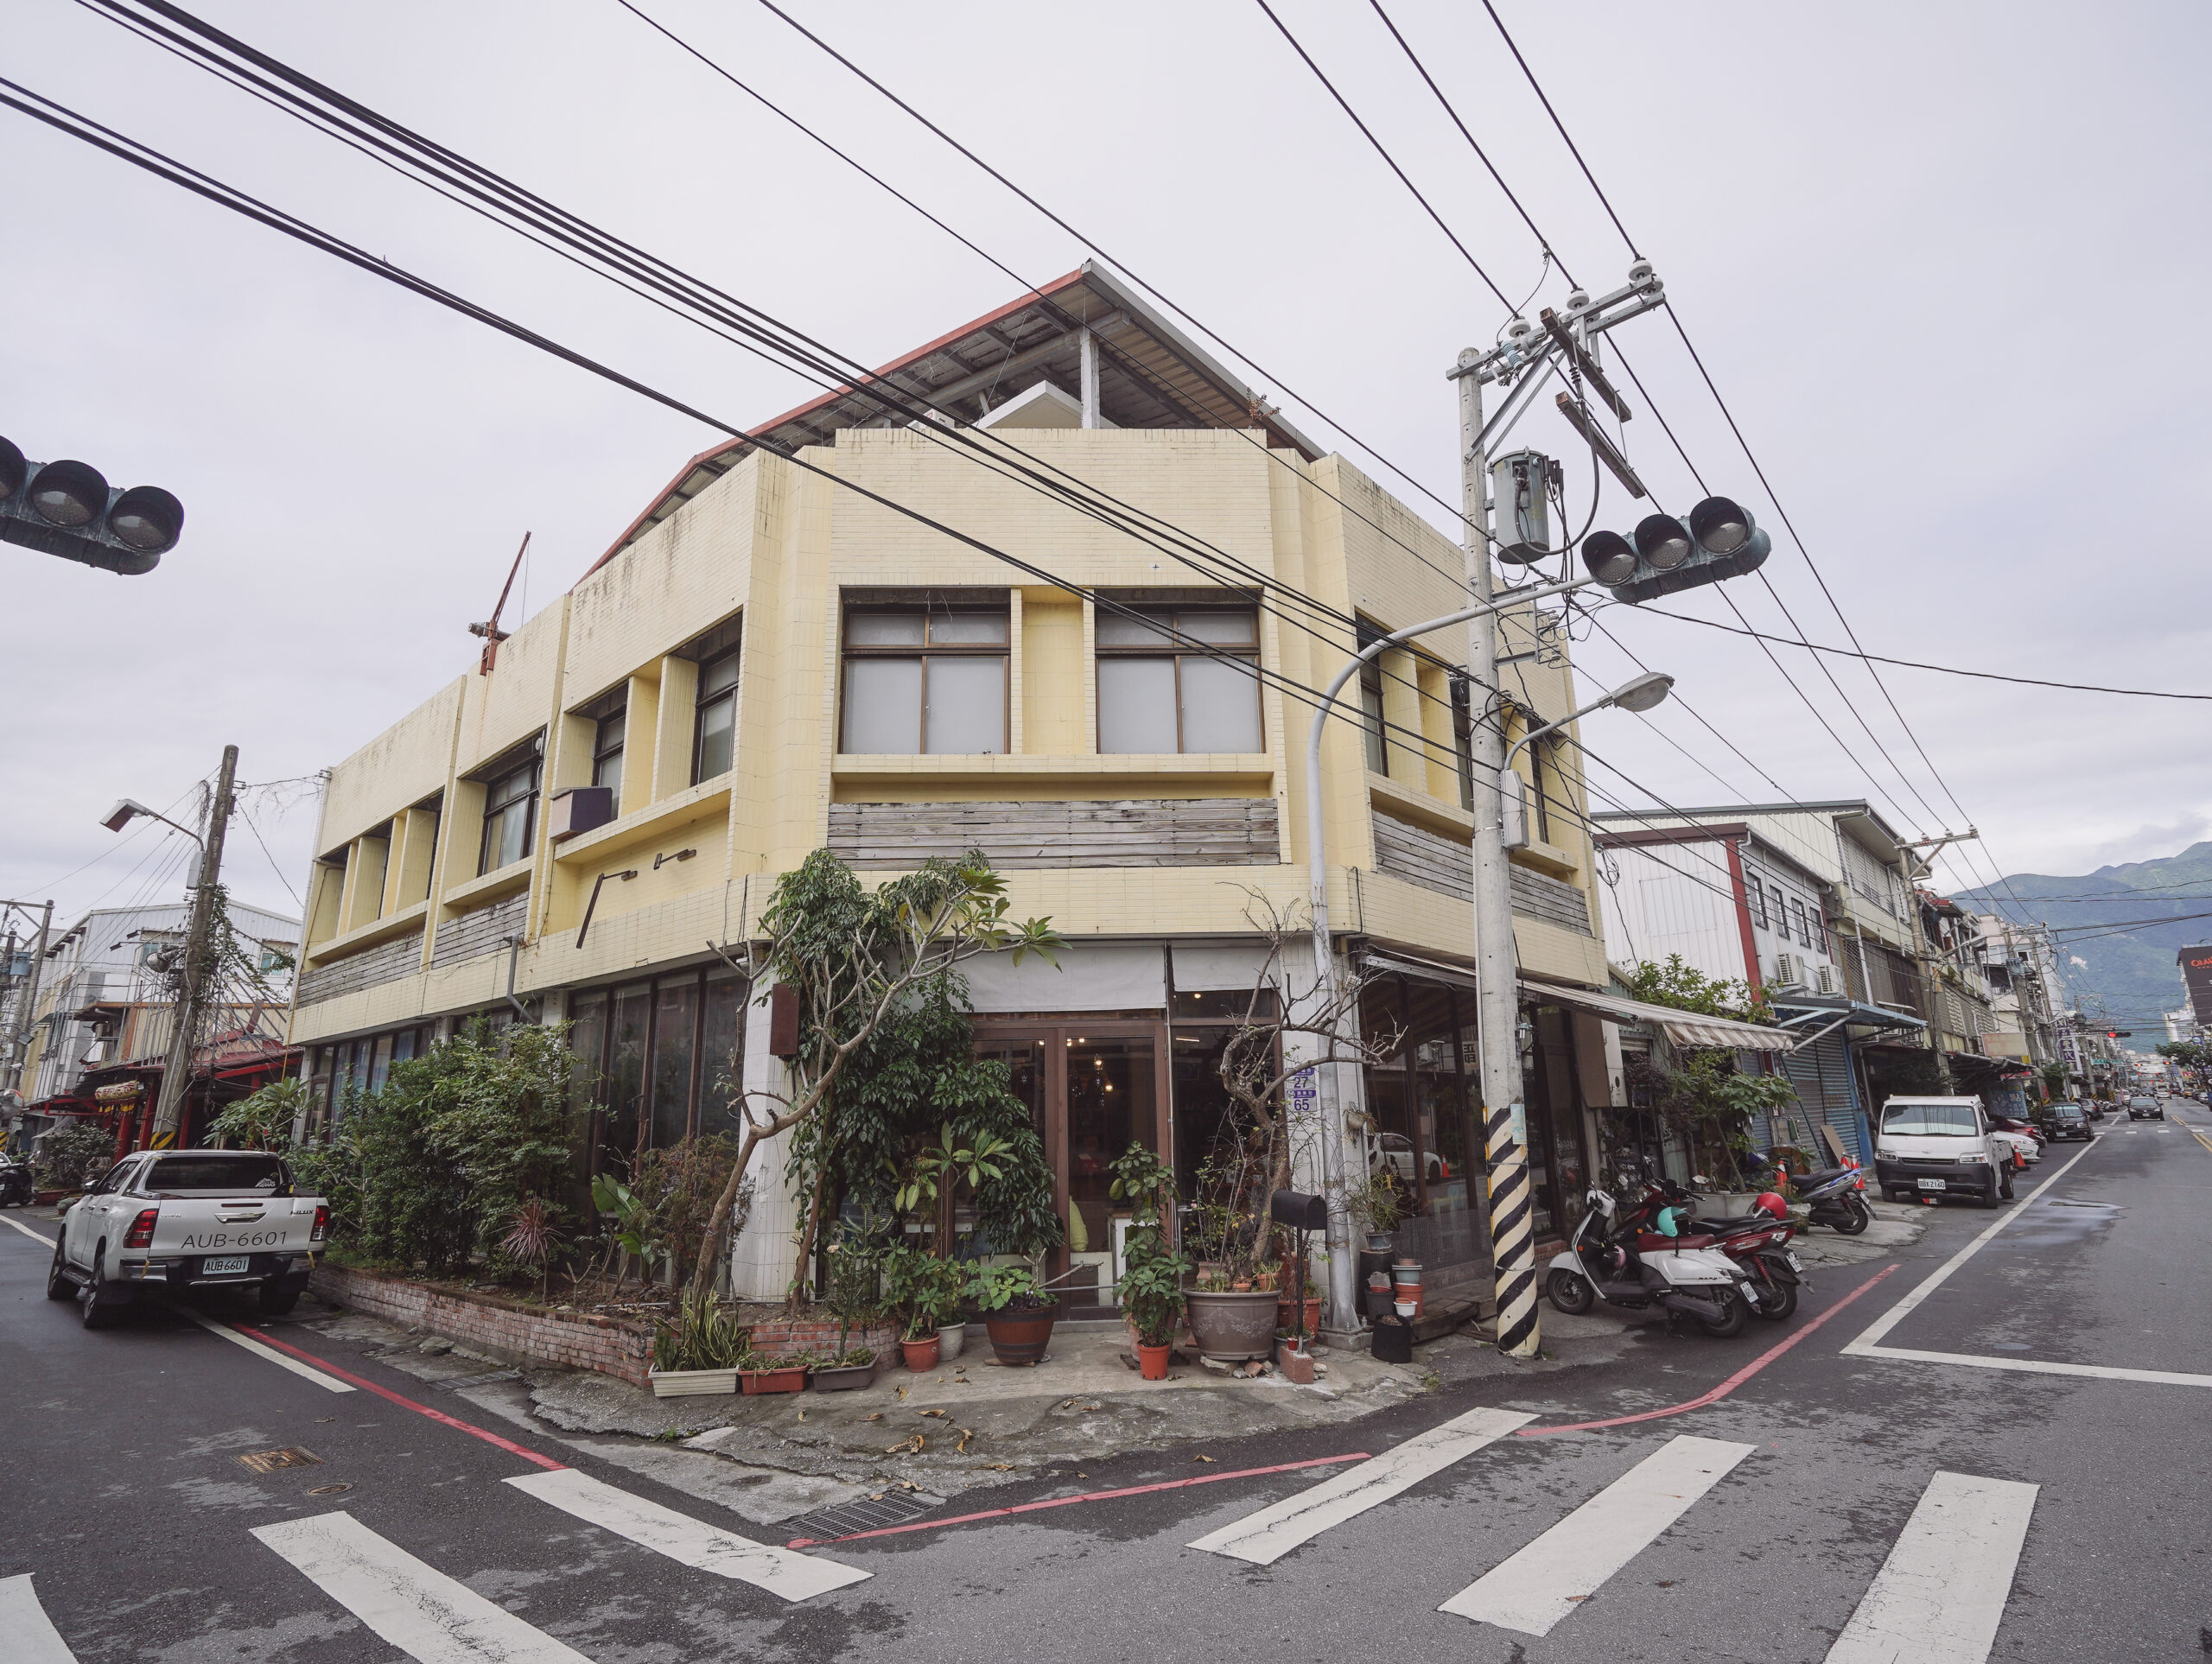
<box><xmin>5</xmin><ymin>1096</ymin><xmax>2210</xmax><ymax>1662</ymax></box>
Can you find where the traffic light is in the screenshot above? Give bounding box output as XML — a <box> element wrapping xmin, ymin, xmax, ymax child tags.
<box><xmin>0</xmin><ymin>435</ymin><xmax>182</xmax><ymax>575</ymax></box>
<box><xmin>1580</xmin><ymin>495</ymin><xmax>1770</xmax><ymax>602</ymax></box>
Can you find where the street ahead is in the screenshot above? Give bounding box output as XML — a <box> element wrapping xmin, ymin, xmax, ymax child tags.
<box><xmin>6</xmin><ymin>1101</ymin><xmax>2211</xmax><ymax>1663</ymax></box>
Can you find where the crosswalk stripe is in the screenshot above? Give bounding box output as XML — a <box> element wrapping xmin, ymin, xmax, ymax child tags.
<box><xmin>1186</xmin><ymin>1406</ymin><xmax>1535</xmax><ymax>1565</ymax></box>
<box><xmin>0</xmin><ymin>1573</ymin><xmax>81</xmax><ymax>1663</ymax></box>
<box><xmin>505</xmin><ymin>1468</ymin><xmax>869</xmax><ymax>1602</ymax></box>
<box><xmin>1439</xmin><ymin>1433</ymin><xmax>1755</xmax><ymax>1635</ymax></box>
<box><xmin>1823</xmin><ymin>1471</ymin><xmax>2037</xmax><ymax>1664</ymax></box>
<box><xmin>251</xmin><ymin>1511</ymin><xmax>592</xmax><ymax>1663</ymax></box>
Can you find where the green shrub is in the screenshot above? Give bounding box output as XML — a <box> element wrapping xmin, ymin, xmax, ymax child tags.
<box><xmin>35</xmin><ymin>1119</ymin><xmax>115</xmax><ymax>1191</ymax></box>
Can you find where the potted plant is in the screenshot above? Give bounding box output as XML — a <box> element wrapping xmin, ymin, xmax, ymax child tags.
<box><xmin>735</xmin><ymin>1348</ymin><xmax>808</xmax><ymax>1394</ymax></box>
<box><xmin>645</xmin><ymin>1298</ymin><xmax>749</xmax><ymax>1397</ymax></box>
<box><xmin>1180</xmin><ymin>1156</ymin><xmax>1281</xmax><ymax>1362</ymax></box>
<box><xmin>817</xmin><ymin>1214</ymin><xmax>887</xmax><ymax>1390</ymax></box>
<box><xmin>884</xmin><ymin>1242</ymin><xmax>968</xmax><ymax>1372</ymax></box>
<box><xmin>1351</xmin><ymin>1169</ymin><xmax>1403</xmax><ymax>1252</ymax></box>
<box><xmin>972</xmin><ymin>1263</ymin><xmax>1058</xmax><ymax>1366</ymax></box>
<box><xmin>1115</xmin><ymin>1239</ymin><xmax>1189</xmax><ymax>1380</ymax></box>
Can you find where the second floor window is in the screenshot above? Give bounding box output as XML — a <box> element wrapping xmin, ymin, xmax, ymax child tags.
<box><xmin>694</xmin><ymin>650</ymin><xmax>739</xmax><ymax>783</ymax></box>
<box><xmin>1357</xmin><ymin>660</ymin><xmax>1388</xmax><ymax>775</ymax></box>
<box><xmin>1745</xmin><ymin>868</ymin><xmax>1770</xmax><ymax>929</ymax></box>
<box><xmin>479</xmin><ymin>758</ymin><xmax>539</xmax><ymax>874</ymax></box>
<box><xmin>1096</xmin><ymin>607</ymin><xmax>1262</xmax><ymax>754</ymax></box>
<box><xmin>593</xmin><ymin>708</ymin><xmax>626</xmax><ymax>801</ymax></box>
<box><xmin>841</xmin><ymin>606</ymin><xmax>1007</xmax><ymax>754</ymax></box>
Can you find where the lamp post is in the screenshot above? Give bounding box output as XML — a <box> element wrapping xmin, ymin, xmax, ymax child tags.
<box><xmin>105</xmin><ymin>749</ymin><xmax>238</xmax><ymax>1147</ymax></box>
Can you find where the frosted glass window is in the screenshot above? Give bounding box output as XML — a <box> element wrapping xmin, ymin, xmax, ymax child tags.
<box><xmin>1178</xmin><ymin>611</ymin><xmax>1257</xmax><ymax>645</ymax></box>
<box><xmin>842</xmin><ymin>657</ymin><xmax>923</xmax><ymax>753</ymax></box>
<box><xmin>1096</xmin><ymin>612</ymin><xmax>1176</xmax><ymax>647</ymax></box>
<box><xmin>1178</xmin><ymin>653</ymin><xmax>1262</xmax><ymax>752</ymax></box>
<box><xmin>847</xmin><ymin>613</ymin><xmax>925</xmax><ymax>646</ymax></box>
<box><xmin>924</xmin><ymin>656</ymin><xmax>1007</xmax><ymax>753</ymax></box>
<box><xmin>1098</xmin><ymin>657</ymin><xmax>1179</xmax><ymax>753</ymax></box>
<box><xmin>929</xmin><ymin>612</ymin><xmax>1008</xmax><ymax>645</ymax></box>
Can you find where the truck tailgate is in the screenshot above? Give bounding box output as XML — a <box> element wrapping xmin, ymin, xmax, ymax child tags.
<box><xmin>148</xmin><ymin>1197</ymin><xmax>323</xmax><ymax>1257</ymax></box>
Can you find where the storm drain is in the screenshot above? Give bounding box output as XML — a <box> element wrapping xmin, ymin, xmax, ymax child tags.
<box><xmin>782</xmin><ymin>1489</ymin><xmax>945</xmax><ymax>1543</ymax></box>
<box><xmin>238</xmin><ymin>1447</ymin><xmax>324</xmax><ymax>1474</ymax></box>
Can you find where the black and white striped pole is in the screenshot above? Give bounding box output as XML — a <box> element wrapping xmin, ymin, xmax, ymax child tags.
<box><xmin>1456</xmin><ymin>345</ymin><xmax>1544</xmax><ymax>1359</ymax></box>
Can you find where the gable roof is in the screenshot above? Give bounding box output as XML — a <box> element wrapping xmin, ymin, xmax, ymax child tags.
<box><xmin>583</xmin><ymin>260</ymin><xmax>1326</xmax><ymax>578</ymax></box>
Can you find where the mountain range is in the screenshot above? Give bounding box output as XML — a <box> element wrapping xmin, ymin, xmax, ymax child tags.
<box><xmin>1955</xmin><ymin>842</ymin><xmax>2212</xmax><ymax>1032</ymax></box>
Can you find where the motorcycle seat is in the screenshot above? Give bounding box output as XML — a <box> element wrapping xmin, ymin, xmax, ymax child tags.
<box><xmin>1793</xmin><ymin>1166</ymin><xmax>1852</xmax><ymax>1186</ymax></box>
<box><xmin>1693</xmin><ymin>1214</ymin><xmax>1770</xmax><ymax>1231</ymax></box>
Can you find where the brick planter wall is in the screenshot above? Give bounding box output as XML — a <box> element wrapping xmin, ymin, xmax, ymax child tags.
<box><xmin>308</xmin><ymin>1265</ymin><xmax>901</xmax><ymax>1386</ymax></box>
<box><xmin>310</xmin><ymin>1264</ymin><xmax>656</xmax><ymax>1388</ymax></box>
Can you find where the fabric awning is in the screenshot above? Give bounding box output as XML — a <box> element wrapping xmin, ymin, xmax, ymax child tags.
<box><xmin>1358</xmin><ymin>949</ymin><xmax>1796</xmax><ymax>1052</ymax></box>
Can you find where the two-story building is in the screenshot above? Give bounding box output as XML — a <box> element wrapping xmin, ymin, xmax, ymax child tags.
<box><xmin>287</xmin><ymin>266</ymin><xmax>1629</xmax><ymax>1303</ymax></box>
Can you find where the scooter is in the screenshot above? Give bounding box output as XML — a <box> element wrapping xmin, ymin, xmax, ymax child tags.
<box><xmin>1545</xmin><ymin>1184</ymin><xmax>1758</xmax><ymax>1337</ymax></box>
<box><xmin>1619</xmin><ymin>1179</ymin><xmax>1807</xmax><ymax>1322</ymax></box>
<box><xmin>0</xmin><ymin>1158</ymin><xmax>34</xmax><ymax>1208</ymax></box>
<box><xmin>1750</xmin><ymin>1151</ymin><xmax>1872</xmax><ymax>1235</ymax></box>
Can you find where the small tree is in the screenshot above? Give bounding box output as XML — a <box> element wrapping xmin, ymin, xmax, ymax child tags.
<box><xmin>1624</xmin><ymin>954</ymin><xmax>1773</xmax><ymax>1024</ymax></box>
<box><xmin>210</xmin><ymin>1077</ymin><xmax>312</xmax><ymax>1153</ymax></box>
<box><xmin>689</xmin><ymin>849</ymin><xmax>1062</xmax><ymax>1301</ymax></box>
<box><xmin>36</xmin><ymin>1119</ymin><xmax>117</xmax><ymax>1191</ymax></box>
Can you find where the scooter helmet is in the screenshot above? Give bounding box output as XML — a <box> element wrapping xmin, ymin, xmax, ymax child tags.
<box><xmin>1753</xmin><ymin>1191</ymin><xmax>1788</xmax><ymax>1222</ymax></box>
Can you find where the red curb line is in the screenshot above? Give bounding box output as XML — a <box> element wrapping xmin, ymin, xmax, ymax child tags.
<box><xmin>230</xmin><ymin>1321</ymin><xmax>569</xmax><ymax>1472</ymax></box>
<box><xmin>785</xmin><ymin>1451</ymin><xmax>1371</xmax><ymax>1547</ymax></box>
<box><xmin>1516</xmin><ymin>1261</ymin><xmax>1903</xmax><ymax>1437</ymax></box>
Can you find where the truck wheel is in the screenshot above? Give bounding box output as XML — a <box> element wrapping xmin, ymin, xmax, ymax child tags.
<box><xmin>47</xmin><ymin>1236</ymin><xmax>74</xmax><ymax>1300</ymax></box>
<box><xmin>79</xmin><ymin>1246</ymin><xmax>122</xmax><ymax>1330</ymax></box>
<box><xmin>257</xmin><ymin>1286</ymin><xmax>301</xmax><ymax>1317</ymax></box>
<box><xmin>1999</xmin><ymin>1168</ymin><xmax>2016</xmax><ymax>1200</ymax></box>
<box><xmin>1979</xmin><ymin>1176</ymin><xmax>2002</xmax><ymax>1210</ymax></box>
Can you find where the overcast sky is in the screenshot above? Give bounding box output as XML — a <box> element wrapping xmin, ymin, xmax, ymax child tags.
<box><xmin>5</xmin><ymin>0</ymin><xmax>2207</xmax><ymax>946</ymax></box>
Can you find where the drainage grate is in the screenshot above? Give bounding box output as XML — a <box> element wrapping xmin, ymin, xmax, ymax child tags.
<box><xmin>783</xmin><ymin>1489</ymin><xmax>945</xmax><ymax>1544</ymax></box>
<box><xmin>238</xmin><ymin>1447</ymin><xmax>324</xmax><ymax>1474</ymax></box>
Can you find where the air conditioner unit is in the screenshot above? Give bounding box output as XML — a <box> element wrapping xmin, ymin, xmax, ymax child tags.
<box><xmin>1773</xmin><ymin>952</ymin><xmax>1802</xmax><ymax>988</ymax></box>
<box><xmin>1815</xmin><ymin>962</ymin><xmax>1840</xmax><ymax>995</ymax></box>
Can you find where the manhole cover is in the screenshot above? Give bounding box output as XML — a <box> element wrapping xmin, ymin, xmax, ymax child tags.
<box><xmin>306</xmin><ymin>1483</ymin><xmax>353</xmax><ymax>1496</ymax></box>
<box><xmin>783</xmin><ymin>1489</ymin><xmax>944</xmax><ymax>1545</ymax></box>
<box><xmin>238</xmin><ymin>1448</ymin><xmax>324</xmax><ymax>1474</ymax></box>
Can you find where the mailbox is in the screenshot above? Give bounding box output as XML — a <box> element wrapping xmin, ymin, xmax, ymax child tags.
<box><xmin>1270</xmin><ymin>1189</ymin><xmax>1327</xmax><ymax>1232</ymax></box>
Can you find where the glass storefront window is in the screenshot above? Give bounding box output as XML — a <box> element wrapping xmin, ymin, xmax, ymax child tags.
<box><xmin>650</xmin><ymin>980</ymin><xmax>697</xmax><ymax>1148</ymax></box>
<box><xmin>568</xmin><ymin>991</ymin><xmax>607</xmax><ymax>1119</ymax></box>
<box><xmin>1065</xmin><ymin>1035</ymin><xmax>1155</xmax><ymax>1311</ymax></box>
<box><xmin>604</xmin><ymin>983</ymin><xmax>650</xmax><ymax>1171</ymax></box>
<box><xmin>698</xmin><ymin>970</ymin><xmax>746</xmax><ymax>1136</ymax></box>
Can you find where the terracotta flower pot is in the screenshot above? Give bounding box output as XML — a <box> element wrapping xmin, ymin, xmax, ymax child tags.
<box><xmin>1277</xmin><ymin>1294</ymin><xmax>1323</xmax><ymax>1336</ymax></box>
<box><xmin>737</xmin><ymin>1363</ymin><xmax>806</xmax><ymax>1394</ymax></box>
<box><xmin>984</xmin><ymin>1300</ymin><xmax>1058</xmax><ymax>1367</ymax></box>
<box><xmin>900</xmin><ymin>1333</ymin><xmax>940</xmax><ymax>1373</ymax></box>
<box><xmin>1136</xmin><ymin>1341</ymin><xmax>1172</xmax><ymax>1380</ymax></box>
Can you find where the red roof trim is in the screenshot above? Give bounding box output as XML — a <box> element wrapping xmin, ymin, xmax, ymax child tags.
<box><xmin>579</xmin><ymin>269</ymin><xmax>1090</xmax><ymax>582</ymax></box>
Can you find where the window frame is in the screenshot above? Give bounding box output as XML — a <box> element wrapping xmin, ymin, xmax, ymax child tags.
<box><xmin>1094</xmin><ymin>605</ymin><xmax>1263</xmax><ymax>757</ymax></box>
<box><xmin>1745</xmin><ymin>867</ymin><xmax>1770</xmax><ymax>930</ymax></box>
<box><xmin>839</xmin><ymin>602</ymin><xmax>1011</xmax><ymax>756</ymax></box>
<box><xmin>592</xmin><ymin>706</ymin><xmax>626</xmax><ymax>797</ymax></box>
<box><xmin>691</xmin><ymin>646</ymin><xmax>741</xmax><ymax>784</ymax></box>
<box><xmin>476</xmin><ymin>752</ymin><xmax>541</xmax><ymax>876</ymax></box>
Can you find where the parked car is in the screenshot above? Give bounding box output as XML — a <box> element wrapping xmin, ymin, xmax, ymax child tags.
<box><xmin>1369</xmin><ymin>1132</ymin><xmax>1444</xmax><ymax>1182</ymax></box>
<box><xmin>1873</xmin><ymin>1096</ymin><xmax>2013</xmax><ymax>1207</ymax></box>
<box><xmin>1987</xmin><ymin>1113</ymin><xmax>2045</xmax><ymax>1153</ymax></box>
<box><xmin>2126</xmin><ymin>1096</ymin><xmax>2165</xmax><ymax>1121</ymax></box>
<box><xmin>2033</xmin><ymin>1102</ymin><xmax>2094</xmax><ymax>1142</ymax></box>
<box><xmin>1988</xmin><ymin>1126</ymin><xmax>2039</xmax><ymax>1169</ymax></box>
<box><xmin>48</xmin><ymin>1149</ymin><xmax>327</xmax><ymax>1329</ymax></box>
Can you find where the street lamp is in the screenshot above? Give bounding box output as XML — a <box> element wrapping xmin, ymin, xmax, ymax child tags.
<box><xmin>100</xmin><ymin>798</ymin><xmax>202</xmax><ymax>842</ymax></box>
<box><xmin>1500</xmin><ymin>672</ymin><xmax>1675</xmax><ymax>848</ymax></box>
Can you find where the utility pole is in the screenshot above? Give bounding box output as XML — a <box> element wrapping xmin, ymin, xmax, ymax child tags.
<box><xmin>1456</xmin><ymin>352</ymin><xmax>1543</xmax><ymax>1360</ymax></box>
<box><xmin>151</xmin><ymin>745</ymin><xmax>238</xmax><ymax>1148</ymax></box>
<box><xmin>1</xmin><ymin>899</ymin><xmax>54</xmax><ymax>1103</ymax></box>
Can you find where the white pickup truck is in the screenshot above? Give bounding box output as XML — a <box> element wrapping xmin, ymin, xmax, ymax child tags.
<box><xmin>47</xmin><ymin>1148</ymin><xmax>328</xmax><ymax>1328</ymax></box>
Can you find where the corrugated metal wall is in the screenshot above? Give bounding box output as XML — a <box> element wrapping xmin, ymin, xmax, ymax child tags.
<box><xmin>1778</xmin><ymin>1033</ymin><xmax>1868</xmax><ymax>1165</ymax></box>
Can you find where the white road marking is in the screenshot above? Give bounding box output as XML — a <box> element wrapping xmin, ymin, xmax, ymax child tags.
<box><xmin>1842</xmin><ymin>1137</ymin><xmax>2212</xmax><ymax>1387</ymax></box>
<box><xmin>0</xmin><ymin>1213</ymin><xmax>54</xmax><ymax>1244</ymax></box>
<box><xmin>253</xmin><ymin>1512</ymin><xmax>590</xmax><ymax>1663</ymax></box>
<box><xmin>184</xmin><ymin>1309</ymin><xmax>355</xmax><ymax>1393</ymax></box>
<box><xmin>0</xmin><ymin>1573</ymin><xmax>81</xmax><ymax>1663</ymax></box>
<box><xmin>1186</xmin><ymin>1405</ymin><xmax>1535</xmax><ymax>1565</ymax></box>
<box><xmin>1824</xmin><ymin>1471</ymin><xmax>2037</xmax><ymax>1664</ymax></box>
<box><xmin>1438</xmin><ymin>1434</ymin><xmax>1754</xmax><ymax>1635</ymax></box>
<box><xmin>505</xmin><ymin>1467</ymin><xmax>868</xmax><ymax>1602</ymax></box>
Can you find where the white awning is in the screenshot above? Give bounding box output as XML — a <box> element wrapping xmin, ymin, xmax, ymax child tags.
<box><xmin>1359</xmin><ymin>949</ymin><xmax>1796</xmax><ymax>1052</ymax></box>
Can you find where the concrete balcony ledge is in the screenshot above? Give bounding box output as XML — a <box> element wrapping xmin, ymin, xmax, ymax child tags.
<box><xmin>441</xmin><ymin>858</ymin><xmax>531</xmax><ymax>915</ymax></box>
<box><xmin>302</xmin><ymin>898</ymin><xmax>429</xmax><ymax>966</ymax></box>
<box><xmin>553</xmin><ymin>778</ymin><xmax>733</xmax><ymax>865</ymax></box>
<box><xmin>833</xmin><ymin>753</ymin><xmax>1275</xmax><ymax>785</ymax></box>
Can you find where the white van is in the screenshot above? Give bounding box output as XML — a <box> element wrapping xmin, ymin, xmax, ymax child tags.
<box><xmin>1872</xmin><ymin>1096</ymin><xmax>2012</xmax><ymax>1208</ymax></box>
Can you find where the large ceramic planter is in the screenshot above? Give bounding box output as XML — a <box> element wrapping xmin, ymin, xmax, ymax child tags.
<box><xmin>984</xmin><ymin>1300</ymin><xmax>1058</xmax><ymax>1367</ymax></box>
<box><xmin>937</xmin><ymin>1321</ymin><xmax>966</xmax><ymax>1362</ymax></box>
<box><xmin>1184</xmin><ymin>1289</ymin><xmax>1280</xmax><ymax>1362</ymax></box>
<box><xmin>647</xmin><ymin>1366</ymin><xmax>739</xmax><ymax>1398</ymax></box>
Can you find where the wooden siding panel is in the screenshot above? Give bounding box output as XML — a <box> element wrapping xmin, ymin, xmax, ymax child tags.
<box><xmin>1371</xmin><ymin>811</ymin><xmax>1592</xmax><ymax>936</ymax></box>
<box><xmin>430</xmin><ymin>893</ymin><xmax>530</xmax><ymax>969</ymax></box>
<box><xmin>296</xmin><ymin>928</ymin><xmax>426</xmax><ymax>1009</ymax></box>
<box><xmin>827</xmin><ymin>799</ymin><xmax>1279</xmax><ymax>869</ymax></box>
